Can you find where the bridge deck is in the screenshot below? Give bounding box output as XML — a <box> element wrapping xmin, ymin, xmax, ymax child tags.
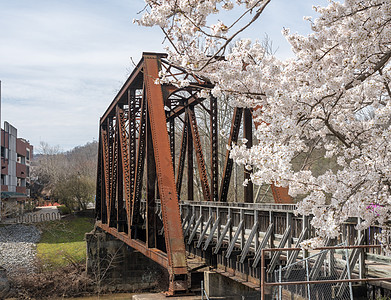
<box><xmin>175</xmin><ymin>201</ymin><xmax>391</xmax><ymax>290</ymax></box>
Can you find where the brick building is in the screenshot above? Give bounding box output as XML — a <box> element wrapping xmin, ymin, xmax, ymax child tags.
<box><xmin>1</xmin><ymin>121</ymin><xmax>33</xmax><ymax>218</ymax></box>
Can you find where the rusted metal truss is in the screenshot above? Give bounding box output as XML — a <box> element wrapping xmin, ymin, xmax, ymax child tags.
<box><xmin>95</xmin><ymin>52</ymin><xmax>292</xmax><ymax>294</ymax></box>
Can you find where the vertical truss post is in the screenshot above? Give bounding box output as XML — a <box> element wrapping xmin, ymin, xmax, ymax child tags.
<box><xmin>112</xmin><ymin>117</ymin><xmax>119</xmax><ymax>228</ymax></box>
<box><xmin>131</xmin><ymin>92</ymin><xmax>147</xmax><ymax>234</ymax></box>
<box><xmin>243</xmin><ymin>108</ymin><xmax>253</xmax><ymax>203</ymax></box>
<box><xmin>188</xmin><ymin>107</ymin><xmax>211</xmax><ymax>201</ymax></box>
<box><xmin>143</xmin><ymin>54</ymin><xmax>189</xmax><ymax>294</ymax></box>
<box><xmin>101</xmin><ymin>127</ymin><xmax>110</xmax><ymax>224</ymax></box>
<box><xmin>117</xmin><ymin>107</ymin><xmax>131</xmax><ymax>232</ymax></box>
<box><xmin>128</xmin><ymin>89</ymin><xmax>137</xmax><ymax>233</ymax></box>
<box><xmin>107</xmin><ymin>118</ymin><xmax>115</xmax><ymax>226</ymax></box>
<box><xmin>187</xmin><ymin>109</ymin><xmax>194</xmax><ymax>201</ymax></box>
<box><xmin>115</xmin><ymin>107</ymin><xmax>125</xmax><ymax>232</ymax></box>
<box><xmin>96</xmin><ymin>124</ymin><xmax>105</xmax><ymax>222</ymax></box>
<box><xmin>176</xmin><ymin>119</ymin><xmax>188</xmax><ymax>197</ymax></box>
<box><xmin>210</xmin><ymin>96</ymin><xmax>218</xmax><ymax>201</ymax></box>
<box><xmin>169</xmin><ymin>102</ymin><xmax>175</xmax><ymax>172</ymax></box>
<box><xmin>219</xmin><ymin>107</ymin><xmax>243</xmax><ymax>202</ymax></box>
<box><xmin>146</xmin><ymin>106</ymin><xmax>157</xmax><ymax>248</ymax></box>
<box><xmin>108</xmin><ymin>117</ymin><xmax>117</xmax><ymax>227</ymax></box>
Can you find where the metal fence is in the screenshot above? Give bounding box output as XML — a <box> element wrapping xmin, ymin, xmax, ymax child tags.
<box><xmin>271</xmin><ymin>243</ymin><xmax>353</xmax><ymax>300</ymax></box>
<box><xmin>261</xmin><ymin>244</ymin><xmax>391</xmax><ymax>300</ymax></box>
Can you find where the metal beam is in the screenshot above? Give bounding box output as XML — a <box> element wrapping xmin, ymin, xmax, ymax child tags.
<box><xmin>188</xmin><ymin>107</ymin><xmax>211</xmax><ymax>201</ymax></box>
<box><xmin>130</xmin><ymin>93</ymin><xmax>146</xmax><ymax>231</ymax></box>
<box><xmin>143</xmin><ymin>54</ymin><xmax>189</xmax><ymax>292</ymax></box>
<box><xmin>187</xmin><ymin>109</ymin><xmax>194</xmax><ymax>201</ymax></box>
<box><xmin>146</xmin><ymin>107</ymin><xmax>157</xmax><ymax>248</ymax></box>
<box><xmin>197</xmin><ymin>215</ymin><xmax>213</xmax><ymax>248</ymax></box>
<box><xmin>243</xmin><ymin>108</ymin><xmax>253</xmax><ymax>203</ymax></box>
<box><xmin>210</xmin><ymin>96</ymin><xmax>218</xmax><ymax>201</ymax></box>
<box><xmin>252</xmin><ymin>223</ymin><xmax>274</xmax><ymax>267</ymax></box>
<box><xmin>219</xmin><ymin>107</ymin><xmax>243</xmax><ymax>202</ymax></box>
<box><xmin>176</xmin><ymin>119</ymin><xmax>188</xmax><ymax>196</ymax></box>
<box><xmin>214</xmin><ymin>218</ymin><xmax>232</xmax><ymax>254</ymax></box>
<box><xmin>267</xmin><ymin>225</ymin><xmax>291</xmax><ymax>273</ymax></box>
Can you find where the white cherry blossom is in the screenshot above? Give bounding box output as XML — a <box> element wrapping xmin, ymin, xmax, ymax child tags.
<box><xmin>139</xmin><ymin>0</ymin><xmax>391</xmax><ymax>248</ymax></box>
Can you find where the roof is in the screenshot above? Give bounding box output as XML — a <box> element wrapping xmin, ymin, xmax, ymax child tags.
<box><xmin>1</xmin><ymin>191</ymin><xmax>27</xmax><ymax>199</ymax></box>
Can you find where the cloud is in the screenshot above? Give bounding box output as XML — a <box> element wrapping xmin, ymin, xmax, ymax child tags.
<box><xmin>0</xmin><ymin>0</ymin><xmax>164</xmax><ymax>151</ymax></box>
<box><xmin>0</xmin><ymin>0</ymin><xmax>329</xmax><ymax>151</ymax></box>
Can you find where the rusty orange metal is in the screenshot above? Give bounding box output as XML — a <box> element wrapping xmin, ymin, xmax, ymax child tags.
<box><xmin>95</xmin><ymin>52</ymin><xmax>294</xmax><ymax>296</ymax></box>
<box><xmin>143</xmin><ymin>54</ymin><xmax>188</xmax><ymax>272</ymax></box>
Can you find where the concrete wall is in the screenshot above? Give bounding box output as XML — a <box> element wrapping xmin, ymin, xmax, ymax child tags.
<box><xmin>204</xmin><ymin>271</ymin><xmax>258</xmax><ymax>299</ymax></box>
<box><xmin>5</xmin><ymin>122</ymin><xmax>17</xmax><ymax>193</ymax></box>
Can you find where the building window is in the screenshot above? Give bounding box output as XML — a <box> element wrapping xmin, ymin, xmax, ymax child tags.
<box><xmin>17</xmin><ymin>154</ymin><xmax>26</xmax><ymax>164</ymax></box>
<box><xmin>26</xmin><ymin>149</ymin><xmax>30</xmax><ymax>161</ymax></box>
<box><xmin>16</xmin><ymin>178</ymin><xmax>26</xmax><ymax>187</ymax></box>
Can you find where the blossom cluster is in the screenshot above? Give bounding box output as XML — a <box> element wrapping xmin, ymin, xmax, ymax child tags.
<box><xmin>139</xmin><ymin>0</ymin><xmax>391</xmax><ymax>247</ymax></box>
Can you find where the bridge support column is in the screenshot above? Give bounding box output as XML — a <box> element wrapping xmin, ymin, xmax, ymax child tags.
<box><xmin>86</xmin><ymin>229</ymin><xmax>167</xmax><ymax>292</ymax></box>
<box><xmin>203</xmin><ymin>271</ymin><xmax>257</xmax><ymax>299</ymax></box>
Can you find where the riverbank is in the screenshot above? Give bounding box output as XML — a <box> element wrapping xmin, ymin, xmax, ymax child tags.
<box><xmin>54</xmin><ymin>293</ymin><xmax>136</xmax><ymax>299</ymax></box>
<box><xmin>1</xmin><ymin>215</ymin><xmax>95</xmax><ymax>299</ymax></box>
<box><xmin>0</xmin><ymin>224</ymin><xmax>40</xmax><ymax>275</ymax></box>
<box><xmin>2</xmin><ymin>215</ymin><xmax>168</xmax><ymax>299</ymax></box>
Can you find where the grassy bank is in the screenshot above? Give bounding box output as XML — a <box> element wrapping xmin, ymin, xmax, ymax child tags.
<box><xmin>36</xmin><ymin>216</ymin><xmax>94</xmax><ymax>269</ymax></box>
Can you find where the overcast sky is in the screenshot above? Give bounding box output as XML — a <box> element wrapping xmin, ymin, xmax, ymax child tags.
<box><xmin>0</xmin><ymin>0</ymin><xmax>328</xmax><ymax>152</ymax></box>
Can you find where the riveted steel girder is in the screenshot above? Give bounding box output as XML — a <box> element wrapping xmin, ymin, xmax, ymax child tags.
<box><xmin>95</xmin><ymin>52</ymin><xmax>293</xmax><ymax>295</ymax></box>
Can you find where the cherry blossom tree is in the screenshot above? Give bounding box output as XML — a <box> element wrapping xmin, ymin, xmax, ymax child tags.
<box><xmin>137</xmin><ymin>0</ymin><xmax>391</xmax><ymax>248</ymax></box>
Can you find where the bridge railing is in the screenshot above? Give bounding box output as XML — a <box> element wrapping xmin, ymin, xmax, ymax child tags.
<box><xmin>141</xmin><ymin>199</ymin><xmax>389</xmax><ymax>292</ymax></box>
<box><xmin>141</xmin><ymin>199</ymin><xmax>388</xmax><ymax>258</ymax></box>
<box><xmin>2</xmin><ymin>211</ymin><xmax>62</xmax><ymax>224</ymax></box>
<box><xmin>181</xmin><ymin>200</ymin><xmax>297</xmax><ymax>212</ymax></box>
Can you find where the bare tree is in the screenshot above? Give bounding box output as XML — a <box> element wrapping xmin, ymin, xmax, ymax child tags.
<box><xmin>31</xmin><ymin>141</ymin><xmax>98</xmax><ymax>210</ymax></box>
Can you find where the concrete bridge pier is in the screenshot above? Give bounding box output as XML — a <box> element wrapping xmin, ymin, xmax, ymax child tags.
<box><xmin>203</xmin><ymin>271</ymin><xmax>259</xmax><ymax>299</ymax></box>
<box><xmin>85</xmin><ymin>228</ymin><xmax>168</xmax><ymax>292</ymax></box>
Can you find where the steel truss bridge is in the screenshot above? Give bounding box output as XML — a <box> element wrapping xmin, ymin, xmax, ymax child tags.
<box><xmin>95</xmin><ymin>53</ymin><xmax>375</xmax><ymax>295</ymax></box>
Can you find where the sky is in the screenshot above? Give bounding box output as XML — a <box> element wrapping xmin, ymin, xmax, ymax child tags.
<box><xmin>0</xmin><ymin>0</ymin><xmax>328</xmax><ymax>152</ymax></box>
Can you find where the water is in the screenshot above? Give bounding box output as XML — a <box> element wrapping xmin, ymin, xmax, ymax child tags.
<box><xmin>55</xmin><ymin>293</ymin><xmax>136</xmax><ymax>299</ymax></box>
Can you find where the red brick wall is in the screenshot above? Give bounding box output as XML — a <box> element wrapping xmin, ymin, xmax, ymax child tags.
<box><xmin>16</xmin><ymin>139</ymin><xmax>27</xmax><ymax>157</ymax></box>
<box><xmin>16</xmin><ymin>186</ymin><xmax>26</xmax><ymax>194</ymax></box>
<box><xmin>1</xmin><ymin>130</ymin><xmax>8</xmax><ymax>148</ymax></box>
<box><xmin>16</xmin><ymin>163</ymin><xmax>27</xmax><ymax>178</ymax></box>
<box><xmin>1</xmin><ymin>158</ymin><xmax>8</xmax><ymax>175</ymax></box>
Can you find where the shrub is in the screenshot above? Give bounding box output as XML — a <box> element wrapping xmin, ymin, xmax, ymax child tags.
<box><xmin>57</xmin><ymin>205</ymin><xmax>71</xmax><ymax>215</ymax></box>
